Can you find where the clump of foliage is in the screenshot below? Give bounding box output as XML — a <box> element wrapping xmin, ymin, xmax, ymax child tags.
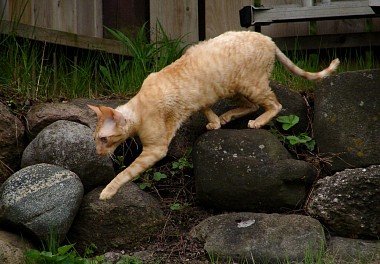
<box><xmin>99</xmin><ymin>22</ymin><xmax>186</xmax><ymax>95</ymax></box>
<box><xmin>25</xmin><ymin>232</ymin><xmax>103</xmax><ymax>264</ymax></box>
<box><xmin>137</xmin><ymin>149</ymin><xmax>193</xmax><ymax>191</ymax></box>
<box><xmin>25</xmin><ymin>232</ymin><xmax>144</xmax><ymax>264</ymax></box>
<box><xmin>0</xmin><ymin>22</ymin><xmax>185</xmax><ymax>101</ymax></box>
<box><xmin>26</xmin><ymin>244</ymin><xmax>96</xmax><ymax>264</ymax></box>
<box><xmin>272</xmin><ymin>114</ymin><xmax>315</xmax><ymax>151</ymax></box>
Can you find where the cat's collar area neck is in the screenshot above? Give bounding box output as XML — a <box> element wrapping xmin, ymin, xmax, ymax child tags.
<box><xmin>116</xmin><ymin>105</ymin><xmax>138</xmax><ymax>125</ymax></box>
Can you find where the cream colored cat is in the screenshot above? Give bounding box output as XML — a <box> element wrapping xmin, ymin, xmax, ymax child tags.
<box><xmin>89</xmin><ymin>31</ymin><xmax>339</xmax><ymax>200</ymax></box>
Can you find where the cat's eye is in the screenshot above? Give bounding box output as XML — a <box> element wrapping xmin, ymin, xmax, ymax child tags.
<box><xmin>99</xmin><ymin>137</ymin><xmax>108</xmax><ymax>144</ymax></box>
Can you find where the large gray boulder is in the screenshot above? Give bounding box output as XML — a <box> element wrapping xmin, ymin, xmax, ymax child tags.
<box><xmin>191</xmin><ymin>212</ymin><xmax>325</xmax><ymax>263</ymax></box>
<box><xmin>314</xmin><ymin>69</ymin><xmax>380</xmax><ymax>172</ymax></box>
<box><xmin>26</xmin><ymin>99</ymin><xmax>126</xmax><ymax>138</ymax></box>
<box><xmin>0</xmin><ymin>164</ymin><xmax>83</xmax><ymax>241</ymax></box>
<box><xmin>0</xmin><ymin>102</ymin><xmax>25</xmax><ymax>182</ymax></box>
<box><xmin>0</xmin><ymin>230</ymin><xmax>32</xmax><ymax>264</ymax></box>
<box><xmin>25</xmin><ymin>102</ymin><xmax>94</xmax><ymax>139</ymax></box>
<box><xmin>21</xmin><ymin>120</ymin><xmax>114</xmax><ymax>191</ymax></box>
<box><xmin>193</xmin><ymin>129</ymin><xmax>317</xmax><ymax>212</ymax></box>
<box><xmin>68</xmin><ymin>183</ymin><xmax>165</xmax><ymax>253</ymax></box>
<box><xmin>326</xmin><ymin>237</ymin><xmax>380</xmax><ymax>264</ymax></box>
<box><xmin>306</xmin><ymin>165</ymin><xmax>380</xmax><ymax>238</ymax></box>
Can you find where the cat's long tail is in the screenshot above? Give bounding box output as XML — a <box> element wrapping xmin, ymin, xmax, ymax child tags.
<box><xmin>275</xmin><ymin>47</ymin><xmax>340</xmax><ymax>80</ymax></box>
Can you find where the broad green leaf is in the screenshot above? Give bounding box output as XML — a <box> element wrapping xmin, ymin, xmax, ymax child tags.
<box><xmin>276</xmin><ymin>115</ymin><xmax>299</xmax><ymax>130</ymax></box>
<box><xmin>40</xmin><ymin>251</ymin><xmax>54</xmax><ymax>258</ymax></box>
<box><xmin>138</xmin><ymin>182</ymin><xmax>151</xmax><ymax>190</ymax></box>
<box><xmin>153</xmin><ymin>172</ymin><xmax>167</xmax><ymax>181</ymax></box>
<box><xmin>170</xmin><ymin>203</ymin><xmax>182</xmax><ymax>211</ymax></box>
<box><xmin>55</xmin><ymin>255</ymin><xmax>69</xmax><ymax>261</ymax></box>
<box><xmin>305</xmin><ymin>140</ymin><xmax>316</xmax><ymax>151</ymax></box>
<box><xmin>57</xmin><ymin>244</ymin><xmax>74</xmax><ymax>255</ymax></box>
<box><xmin>172</xmin><ymin>161</ymin><xmax>180</xmax><ymax>169</ymax></box>
<box><xmin>286</xmin><ymin>135</ymin><xmax>302</xmax><ymax>145</ymax></box>
<box><xmin>26</xmin><ymin>249</ymin><xmax>43</xmax><ymax>259</ymax></box>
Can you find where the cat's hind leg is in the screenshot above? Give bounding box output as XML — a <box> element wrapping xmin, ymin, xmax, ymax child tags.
<box><xmin>247</xmin><ymin>91</ymin><xmax>282</xmax><ymax>129</ymax></box>
<box><xmin>219</xmin><ymin>97</ymin><xmax>259</xmax><ymax>125</ymax></box>
<box><xmin>203</xmin><ymin>108</ymin><xmax>221</xmax><ymax>130</ymax></box>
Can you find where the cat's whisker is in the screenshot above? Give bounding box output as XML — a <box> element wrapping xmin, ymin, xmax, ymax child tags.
<box><xmin>108</xmin><ymin>153</ymin><xmax>117</xmax><ymax>163</ymax></box>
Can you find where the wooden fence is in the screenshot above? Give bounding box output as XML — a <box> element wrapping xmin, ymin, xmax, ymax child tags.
<box><xmin>0</xmin><ymin>0</ymin><xmax>102</xmax><ymax>37</ymax></box>
<box><xmin>151</xmin><ymin>0</ymin><xmax>380</xmax><ymax>49</ymax></box>
<box><xmin>0</xmin><ymin>0</ymin><xmax>379</xmax><ymax>52</ymax></box>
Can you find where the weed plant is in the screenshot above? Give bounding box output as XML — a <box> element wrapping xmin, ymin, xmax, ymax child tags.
<box><xmin>0</xmin><ymin>19</ymin><xmax>378</xmax><ymax>102</ymax></box>
<box><xmin>0</xmin><ymin>22</ymin><xmax>184</xmax><ymax>101</ymax></box>
<box><xmin>99</xmin><ymin>22</ymin><xmax>186</xmax><ymax>95</ymax></box>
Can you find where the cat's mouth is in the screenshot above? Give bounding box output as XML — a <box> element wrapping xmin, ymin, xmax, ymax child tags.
<box><xmin>96</xmin><ymin>147</ymin><xmax>114</xmax><ymax>156</ymax></box>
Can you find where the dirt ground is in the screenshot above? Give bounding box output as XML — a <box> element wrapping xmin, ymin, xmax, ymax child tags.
<box><xmin>110</xmin><ymin>168</ymin><xmax>215</xmax><ymax>263</ymax></box>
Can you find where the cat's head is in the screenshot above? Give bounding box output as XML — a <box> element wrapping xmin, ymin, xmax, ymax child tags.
<box><xmin>88</xmin><ymin>105</ymin><xmax>130</xmax><ymax>156</ymax></box>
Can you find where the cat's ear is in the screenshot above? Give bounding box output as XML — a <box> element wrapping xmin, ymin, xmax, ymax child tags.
<box><xmin>88</xmin><ymin>105</ymin><xmax>102</xmax><ymax>118</ymax></box>
<box><xmin>88</xmin><ymin>105</ymin><xmax>126</xmax><ymax>126</ymax></box>
<box><xmin>112</xmin><ymin>109</ymin><xmax>126</xmax><ymax>127</ymax></box>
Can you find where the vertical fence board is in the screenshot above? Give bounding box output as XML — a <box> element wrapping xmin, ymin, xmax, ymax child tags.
<box><xmin>2</xmin><ymin>0</ymin><xmax>102</xmax><ymax>38</ymax></box>
<box><xmin>14</xmin><ymin>0</ymin><xmax>32</xmax><ymax>24</ymax></box>
<box><xmin>5</xmin><ymin>0</ymin><xmax>32</xmax><ymax>24</ymax></box>
<box><xmin>33</xmin><ymin>0</ymin><xmax>53</xmax><ymax>30</ymax></box>
<box><xmin>261</xmin><ymin>0</ymin><xmax>310</xmax><ymax>37</ymax></box>
<box><xmin>103</xmin><ymin>0</ymin><xmax>149</xmax><ymax>39</ymax></box>
<box><xmin>94</xmin><ymin>0</ymin><xmax>103</xmax><ymax>37</ymax></box>
<box><xmin>205</xmin><ymin>0</ymin><xmax>252</xmax><ymax>39</ymax></box>
<box><xmin>77</xmin><ymin>0</ymin><xmax>96</xmax><ymax>36</ymax></box>
<box><xmin>0</xmin><ymin>0</ymin><xmax>10</xmax><ymax>20</ymax></box>
<box><xmin>150</xmin><ymin>0</ymin><xmax>199</xmax><ymax>44</ymax></box>
<box><xmin>52</xmin><ymin>0</ymin><xmax>77</xmax><ymax>34</ymax></box>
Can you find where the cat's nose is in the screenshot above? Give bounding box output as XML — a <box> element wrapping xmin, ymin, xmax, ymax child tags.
<box><xmin>96</xmin><ymin>147</ymin><xmax>107</xmax><ymax>156</ymax></box>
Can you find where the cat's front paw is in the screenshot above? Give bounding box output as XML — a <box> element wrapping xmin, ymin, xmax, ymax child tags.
<box><xmin>248</xmin><ymin>120</ymin><xmax>262</xmax><ymax>129</ymax></box>
<box><xmin>206</xmin><ymin>122</ymin><xmax>221</xmax><ymax>130</ymax></box>
<box><xmin>99</xmin><ymin>186</ymin><xmax>118</xmax><ymax>200</ymax></box>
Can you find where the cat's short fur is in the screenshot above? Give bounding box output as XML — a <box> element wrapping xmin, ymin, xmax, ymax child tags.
<box><xmin>89</xmin><ymin>31</ymin><xmax>339</xmax><ymax>200</ymax></box>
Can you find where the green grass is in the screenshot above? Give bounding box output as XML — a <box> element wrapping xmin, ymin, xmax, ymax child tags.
<box><xmin>25</xmin><ymin>232</ymin><xmax>102</xmax><ymax>264</ymax></box>
<box><xmin>272</xmin><ymin>46</ymin><xmax>378</xmax><ymax>91</ymax></box>
<box><xmin>0</xmin><ymin>22</ymin><xmax>184</xmax><ymax>101</ymax></box>
<box><xmin>0</xmin><ymin>18</ymin><xmax>378</xmax><ymax>102</ymax></box>
<box><xmin>99</xmin><ymin>22</ymin><xmax>186</xmax><ymax>95</ymax></box>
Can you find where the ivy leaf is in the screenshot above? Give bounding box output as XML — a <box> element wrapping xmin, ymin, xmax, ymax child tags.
<box><xmin>297</xmin><ymin>133</ymin><xmax>312</xmax><ymax>143</ymax></box>
<box><xmin>285</xmin><ymin>135</ymin><xmax>301</xmax><ymax>145</ymax></box>
<box><xmin>170</xmin><ymin>203</ymin><xmax>182</xmax><ymax>211</ymax></box>
<box><xmin>172</xmin><ymin>161</ymin><xmax>180</xmax><ymax>170</ymax></box>
<box><xmin>305</xmin><ymin>139</ymin><xmax>316</xmax><ymax>151</ymax></box>
<box><xmin>153</xmin><ymin>172</ymin><xmax>167</xmax><ymax>181</ymax></box>
<box><xmin>170</xmin><ymin>202</ymin><xmax>188</xmax><ymax>211</ymax></box>
<box><xmin>138</xmin><ymin>182</ymin><xmax>151</xmax><ymax>190</ymax></box>
<box><xmin>276</xmin><ymin>115</ymin><xmax>299</xmax><ymax>130</ymax></box>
